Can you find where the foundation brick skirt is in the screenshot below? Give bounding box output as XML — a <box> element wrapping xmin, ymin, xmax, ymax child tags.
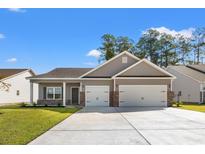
<box><xmin>37</xmin><ymin>100</ymin><xmax>63</xmax><ymax>106</ymax></box>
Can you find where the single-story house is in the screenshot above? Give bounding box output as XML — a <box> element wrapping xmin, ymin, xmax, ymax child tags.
<box><xmin>29</xmin><ymin>51</ymin><xmax>175</xmax><ymax>107</ymax></box>
<box><xmin>0</xmin><ymin>69</ymin><xmax>38</xmax><ymax>105</ymax></box>
<box><xmin>167</xmin><ymin>65</ymin><xmax>205</xmax><ymax>103</ymax></box>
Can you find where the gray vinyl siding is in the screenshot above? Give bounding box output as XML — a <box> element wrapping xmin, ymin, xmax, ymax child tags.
<box><xmin>115</xmin><ymin>79</ymin><xmax>171</xmax><ymax>91</ymax></box>
<box><xmin>119</xmin><ymin>61</ymin><xmax>168</xmax><ymax>77</ymax></box>
<box><xmin>38</xmin><ymin>83</ymin><xmax>79</xmax><ymax>101</ymax></box>
<box><xmin>167</xmin><ymin>68</ymin><xmax>201</xmax><ymax>103</ymax></box>
<box><xmin>85</xmin><ymin>53</ymin><xmax>138</xmax><ymax>77</ymax></box>
<box><xmin>81</xmin><ymin>80</ymin><xmax>113</xmax><ymax>91</ymax></box>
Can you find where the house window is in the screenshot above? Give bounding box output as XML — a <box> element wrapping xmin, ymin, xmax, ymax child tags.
<box><xmin>55</xmin><ymin>87</ymin><xmax>62</xmax><ymax>99</ymax></box>
<box><xmin>16</xmin><ymin>90</ymin><xmax>20</xmax><ymax>96</ymax></box>
<box><xmin>122</xmin><ymin>56</ymin><xmax>128</xmax><ymax>63</ymax></box>
<box><xmin>46</xmin><ymin>87</ymin><xmax>62</xmax><ymax>100</ymax></box>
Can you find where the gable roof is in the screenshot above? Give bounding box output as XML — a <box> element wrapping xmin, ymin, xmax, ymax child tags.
<box><xmin>0</xmin><ymin>69</ymin><xmax>31</xmax><ymax>80</ymax></box>
<box><xmin>29</xmin><ymin>68</ymin><xmax>93</xmax><ymax>79</ymax></box>
<box><xmin>167</xmin><ymin>65</ymin><xmax>205</xmax><ymax>82</ymax></box>
<box><xmin>113</xmin><ymin>59</ymin><xmax>176</xmax><ymax>78</ymax></box>
<box><xmin>80</xmin><ymin>51</ymin><xmax>140</xmax><ymax>78</ymax></box>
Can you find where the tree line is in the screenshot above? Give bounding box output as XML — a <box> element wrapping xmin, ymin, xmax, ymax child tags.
<box><xmin>98</xmin><ymin>27</ymin><xmax>205</xmax><ymax>67</ymax></box>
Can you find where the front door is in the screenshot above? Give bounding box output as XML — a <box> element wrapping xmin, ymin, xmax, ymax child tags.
<box><xmin>71</xmin><ymin>87</ymin><xmax>79</xmax><ymax>105</ymax></box>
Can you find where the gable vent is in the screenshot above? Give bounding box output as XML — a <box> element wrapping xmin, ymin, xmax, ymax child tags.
<box><xmin>122</xmin><ymin>56</ymin><xmax>128</xmax><ymax>64</ymax></box>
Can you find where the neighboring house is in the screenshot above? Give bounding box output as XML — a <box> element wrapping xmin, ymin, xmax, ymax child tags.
<box><xmin>0</xmin><ymin>69</ymin><xmax>38</xmax><ymax>105</ymax></box>
<box><xmin>167</xmin><ymin>65</ymin><xmax>205</xmax><ymax>103</ymax></box>
<box><xmin>29</xmin><ymin>51</ymin><xmax>175</xmax><ymax>107</ymax></box>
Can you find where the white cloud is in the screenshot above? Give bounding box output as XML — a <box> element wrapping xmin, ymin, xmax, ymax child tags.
<box><xmin>7</xmin><ymin>58</ymin><xmax>17</xmax><ymax>63</ymax></box>
<box><xmin>8</xmin><ymin>8</ymin><xmax>26</xmax><ymax>13</ymax></box>
<box><xmin>84</xmin><ymin>62</ymin><xmax>97</xmax><ymax>66</ymax></box>
<box><xmin>0</xmin><ymin>33</ymin><xmax>5</xmax><ymax>39</ymax></box>
<box><xmin>87</xmin><ymin>49</ymin><xmax>101</xmax><ymax>58</ymax></box>
<box><xmin>147</xmin><ymin>27</ymin><xmax>195</xmax><ymax>38</ymax></box>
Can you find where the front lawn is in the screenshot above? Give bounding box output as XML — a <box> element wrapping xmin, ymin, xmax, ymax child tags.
<box><xmin>0</xmin><ymin>104</ymin><xmax>79</xmax><ymax>145</ymax></box>
<box><xmin>173</xmin><ymin>103</ymin><xmax>205</xmax><ymax>113</ymax></box>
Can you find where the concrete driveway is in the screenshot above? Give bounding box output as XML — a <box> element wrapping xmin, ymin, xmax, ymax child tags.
<box><xmin>29</xmin><ymin>107</ymin><xmax>205</xmax><ymax>145</ymax></box>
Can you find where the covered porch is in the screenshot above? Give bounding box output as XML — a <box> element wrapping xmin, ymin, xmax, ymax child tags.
<box><xmin>30</xmin><ymin>81</ymin><xmax>83</xmax><ymax>106</ymax></box>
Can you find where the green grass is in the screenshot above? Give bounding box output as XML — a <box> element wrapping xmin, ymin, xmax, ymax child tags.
<box><xmin>0</xmin><ymin>104</ymin><xmax>80</xmax><ymax>145</ymax></box>
<box><xmin>173</xmin><ymin>103</ymin><xmax>205</xmax><ymax>113</ymax></box>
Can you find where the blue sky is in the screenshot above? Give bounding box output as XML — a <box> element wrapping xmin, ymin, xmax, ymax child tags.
<box><xmin>0</xmin><ymin>8</ymin><xmax>205</xmax><ymax>74</ymax></box>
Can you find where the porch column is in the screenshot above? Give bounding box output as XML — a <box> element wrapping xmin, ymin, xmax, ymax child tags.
<box><xmin>80</xmin><ymin>81</ymin><xmax>82</xmax><ymax>92</ymax></box>
<box><xmin>30</xmin><ymin>81</ymin><xmax>33</xmax><ymax>104</ymax></box>
<box><xmin>63</xmin><ymin>82</ymin><xmax>66</xmax><ymax>106</ymax></box>
<box><xmin>113</xmin><ymin>78</ymin><xmax>116</xmax><ymax>91</ymax></box>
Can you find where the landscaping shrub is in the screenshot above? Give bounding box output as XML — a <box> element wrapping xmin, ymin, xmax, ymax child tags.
<box><xmin>171</xmin><ymin>101</ymin><xmax>183</xmax><ymax>107</ymax></box>
<box><xmin>19</xmin><ymin>103</ymin><xmax>27</xmax><ymax>107</ymax></box>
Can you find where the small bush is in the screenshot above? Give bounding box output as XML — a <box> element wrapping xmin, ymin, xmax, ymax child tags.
<box><xmin>33</xmin><ymin>103</ymin><xmax>36</xmax><ymax>107</ymax></box>
<box><xmin>171</xmin><ymin>101</ymin><xmax>183</xmax><ymax>107</ymax></box>
<box><xmin>58</xmin><ymin>103</ymin><xmax>61</xmax><ymax>107</ymax></box>
<box><xmin>19</xmin><ymin>103</ymin><xmax>27</xmax><ymax>107</ymax></box>
<box><xmin>45</xmin><ymin>104</ymin><xmax>48</xmax><ymax>107</ymax></box>
<box><xmin>176</xmin><ymin>101</ymin><xmax>183</xmax><ymax>107</ymax></box>
<box><xmin>171</xmin><ymin>101</ymin><xmax>176</xmax><ymax>107</ymax></box>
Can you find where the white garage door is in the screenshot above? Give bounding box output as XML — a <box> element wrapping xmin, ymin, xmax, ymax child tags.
<box><xmin>119</xmin><ymin>85</ymin><xmax>167</xmax><ymax>107</ymax></box>
<box><xmin>85</xmin><ymin>86</ymin><xmax>109</xmax><ymax>106</ymax></box>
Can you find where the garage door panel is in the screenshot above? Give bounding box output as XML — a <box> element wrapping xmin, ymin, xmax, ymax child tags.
<box><xmin>119</xmin><ymin>85</ymin><xmax>167</xmax><ymax>107</ymax></box>
<box><xmin>85</xmin><ymin>86</ymin><xmax>109</xmax><ymax>106</ymax></box>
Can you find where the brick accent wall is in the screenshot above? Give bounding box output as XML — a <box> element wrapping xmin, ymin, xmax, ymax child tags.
<box><xmin>167</xmin><ymin>91</ymin><xmax>175</xmax><ymax>107</ymax></box>
<box><xmin>80</xmin><ymin>91</ymin><xmax>85</xmax><ymax>106</ymax></box>
<box><xmin>110</xmin><ymin>91</ymin><xmax>119</xmax><ymax>107</ymax></box>
<box><xmin>37</xmin><ymin>100</ymin><xmax>71</xmax><ymax>106</ymax></box>
<box><xmin>37</xmin><ymin>100</ymin><xmax>63</xmax><ymax>106</ymax></box>
<box><xmin>109</xmin><ymin>91</ymin><xmax>113</xmax><ymax>106</ymax></box>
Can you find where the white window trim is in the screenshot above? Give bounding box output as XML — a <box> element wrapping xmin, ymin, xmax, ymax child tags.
<box><xmin>46</xmin><ymin>87</ymin><xmax>62</xmax><ymax>100</ymax></box>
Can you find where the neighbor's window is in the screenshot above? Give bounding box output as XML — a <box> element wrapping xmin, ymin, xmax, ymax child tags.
<box><xmin>122</xmin><ymin>56</ymin><xmax>128</xmax><ymax>63</ymax></box>
<box><xmin>46</xmin><ymin>87</ymin><xmax>62</xmax><ymax>100</ymax></box>
<box><xmin>16</xmin><ymin>90</ymin><xmax>20</xmax><ymax>96</ymax></box>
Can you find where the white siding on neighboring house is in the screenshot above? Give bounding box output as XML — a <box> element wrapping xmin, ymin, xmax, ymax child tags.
<box><xmin>0</xmin><ymin>71</ymin><xmax>38</xmax><ymax>104</ymax></box>
<box><xmin>167</xmin><ymin>68</ymin><xmax>200</xmax><ymax>103</ymax></box>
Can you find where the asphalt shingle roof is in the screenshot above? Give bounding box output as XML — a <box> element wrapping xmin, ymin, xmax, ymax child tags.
<box><xmin>31</xmin><ymin>68</ymin><xmax>93</xmax><ymax>78</ymax></box>
<box><xmin>0</xmin><ymin>69</ymin><xmax>28</xmax><ymax>80</ymax></box>
<box><xmin>168</xmin><ymin>65</ymin><xmax>205</xmax><ymax>82</ymax></box>
<box><xmin>187</xmin><ymin>64</ymin><xmax>205</xmax><ymax>73</ymax></box>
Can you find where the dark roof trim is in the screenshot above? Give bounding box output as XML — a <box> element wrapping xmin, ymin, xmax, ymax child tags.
<box><xmin>83</xmin><ymin>76</ymin><xmax>111</xmax><ymax>78</ymax></box>
<box><xmin>186</xmin><ymin>65</ymin><xmax>205</xmax><ymax>74</ymax></box>
<box><xmin>117</xmin><ymin>75</ymin><xmax>171</xmax><ymax>77</ymax></box>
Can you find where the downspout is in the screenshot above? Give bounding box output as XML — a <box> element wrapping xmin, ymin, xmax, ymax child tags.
<box><xmin>113</xmin><ymin>78</ymin><xmax>116</xmax><ymax>92</ymax></box>
<box><xmin>170</xmin><ymin>79</ymin><xmax>173</xmax><ymax>91</ymax></box>
<box><xmin>201</xmin><ymin>82</ymin><xmax>204</xmax><ymax>104</ymax></box>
